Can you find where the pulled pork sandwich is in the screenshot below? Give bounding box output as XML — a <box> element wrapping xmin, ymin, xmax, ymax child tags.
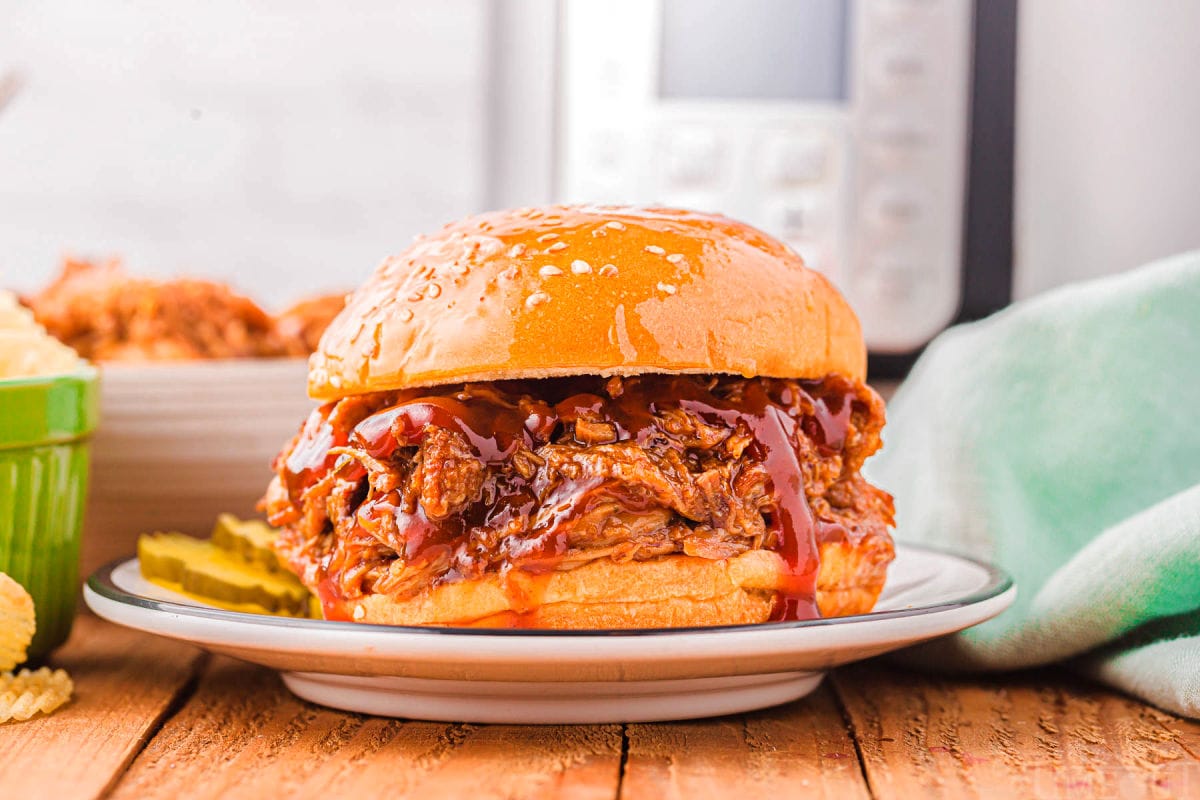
<box><xmin>263</xmin><ymin>206</ymin><xmax>894</xmax><ymax>628</ymax></box>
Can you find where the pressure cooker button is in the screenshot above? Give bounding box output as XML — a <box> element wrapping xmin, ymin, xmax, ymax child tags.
<box><xmin>765</xmin><ymin>194</ymin><xmax>828</xmax><ymax>241</ymax></box>
<box><xmin>871</xmin><ymin>46</ymin><xmax>928</xmax><ymax>91</ymax></box>
<box><xmin>864</xmin><ymin>117</ymin><xmax>930</xmax><ymax>158</ymax></box>
<box><xmin>762</xmin><ymin>133</ymin><xmax>828</xmax><ymax>186</ymax></box>
<box><xmin>858</xmin><ymin>254</ymin><xmax>926</xmax><ymax>304</ymax></box>
<box><xmin>863</xmin><ymin>185</ymin><xmax>925</xmax><ymax>231</ymax></box>
<box><xmin>660</xmin><ymin>128</ymin><xmax>723</xmax><ymax>188</ymax></box>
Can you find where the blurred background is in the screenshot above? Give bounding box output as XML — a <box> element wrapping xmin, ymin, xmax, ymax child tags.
<box><xmin>3</xmin><ymin>0</ymin><xmax>1199</xmax><ymax>361</ymax></box>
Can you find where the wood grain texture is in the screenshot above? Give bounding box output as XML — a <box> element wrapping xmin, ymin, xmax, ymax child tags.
<box><xmin>110</xmin><ymin>657</ymin><xmax>623</xmax><ymax>800</ymax></box>
<box><xmin>833</xmin><ymin>662</ymin><xmax>1200</xmax><ymax>799</ymax></box>
<box><xmin>0</xmin><ymin>613</ymin><xmax>204</xmax><ymax>800</ymax></box>
<box><xmin>620</xmin><ymin>684</ymin><xmax>870</xmax><ymax>800</ymax></box>
<box><xmin>8</xmin><ymin>619</ymin><xmax>1200</xmax><ymax>800</ymax></box>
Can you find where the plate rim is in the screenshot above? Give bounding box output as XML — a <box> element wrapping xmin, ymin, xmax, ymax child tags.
<box><xmin>86</xmin><ymin>542</ymin><xmax>1013</xmax><ymax>639</ymax></box>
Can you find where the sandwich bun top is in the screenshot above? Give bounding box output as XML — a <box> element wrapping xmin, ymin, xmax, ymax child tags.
<box><xmin>309</xmin><ymin>205</ymin><xmax>865</xmax><ymax>400</ymax></box>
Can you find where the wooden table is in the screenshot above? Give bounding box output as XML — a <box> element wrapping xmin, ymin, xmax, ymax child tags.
<box><xmin>2</xmin><ymin>614</ymin><xmax>1198</xmax><ymax>799</ymax></box>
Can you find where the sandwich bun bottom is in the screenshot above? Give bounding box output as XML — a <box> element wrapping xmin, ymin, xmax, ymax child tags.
<box><xmin>344</xmin><ymin>538</ymin><xmax>892</xmax><ymax>629</ymax></box>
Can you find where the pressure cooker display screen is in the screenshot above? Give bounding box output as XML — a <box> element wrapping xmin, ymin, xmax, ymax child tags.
<box><xmin>659</xmin><ymin>0</ymin><xmax>849</xmax><ymax>102</ymax></box>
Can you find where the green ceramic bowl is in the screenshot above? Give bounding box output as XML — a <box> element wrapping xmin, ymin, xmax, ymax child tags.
<box><xmin>0</xmin><ymin>368</ymin><xmax>98</xmax><ymax>661</ymax></box>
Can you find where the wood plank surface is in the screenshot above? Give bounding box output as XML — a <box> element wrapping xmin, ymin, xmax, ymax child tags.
<box><xmin>833</xmin><ymin>662</ymin><xmax>1200</xmax><ymax>799</ymax></box>
<box><xmin>7</xmin><ymin>620</ymin><xmax>1200</xmax><ymax>800</ymax></box>
<box><xmin>620</xmin><ymin>683</ymin><xmax>870</xmax><ymax>800</ymax></box>
<box><xmin>110</xmin><ymin>656</ymin><xmax>624</xmax><ymax>800</ymax></box>
<box><xmin>0</xmin><ymin>613</ymin><xmax>205</xmax><ymax>800</ymax></box>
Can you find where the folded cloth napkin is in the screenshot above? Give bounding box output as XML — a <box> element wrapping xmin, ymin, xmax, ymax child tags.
<box><xmin>865</xmin><ymin>250</ymin><xmax>1200</xmax><ymax>718</ymax></box>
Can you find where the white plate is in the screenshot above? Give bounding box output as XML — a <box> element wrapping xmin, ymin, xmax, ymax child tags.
<box><xmin>84</xmin><ymin>544</ymin><xmax>1014</xmax><ymax>724</ymax></box>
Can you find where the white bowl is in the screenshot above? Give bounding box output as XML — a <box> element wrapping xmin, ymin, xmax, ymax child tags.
<box><xmin>83</xmin><ymin>359</ymin><xmax>315</xmax><ymax>575</ymax></box>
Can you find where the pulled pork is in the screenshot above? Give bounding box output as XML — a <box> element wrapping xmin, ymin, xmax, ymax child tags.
<box><xmin>264</xmin><ymin>374</ymin><xmax>894</xmax><ymax>609</ymax></box>
<box><xmin>25</xmin><ymin>259</ymin><xmax>347</xmax><ymax>360</ymax></box>
<box><xmin>27</xmin><ymin>259</ymin><xmax>287</xmax><ymax>360</ymax></box>
<box><xmin>274</xmin><ymin>293</ymin><xmax>347</xmax><ymax>356</ymax></box>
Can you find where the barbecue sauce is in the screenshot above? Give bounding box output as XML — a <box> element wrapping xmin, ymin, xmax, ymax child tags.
<box><xmin>280</xmin><ymin>375</ymin><xmax>858</xmax><ymax>623</ymax></box>
<box><xmin>282</xmin><ymin>403</ymin><xmax>345</xmax><ymax>498</ymax></box>
<box><xmin>315</xmin><ymin>577</ymin><xmax>352</xmax><ymax>621</ymax></box>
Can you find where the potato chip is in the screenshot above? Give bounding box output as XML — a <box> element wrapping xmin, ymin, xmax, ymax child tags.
<box><xmin>0</xmin><ymin>572</ymin><xmax>36</xmax><ymax>672</ymax></box>
<box><xmin>0</xmin><ymin>290</ymin><xmax>83</xmax><ymax>379</ymax></box>
<box><xmin>0</xmin><ymin>667</ymin><xmax>73</xmax><ymax>723</ymax></box>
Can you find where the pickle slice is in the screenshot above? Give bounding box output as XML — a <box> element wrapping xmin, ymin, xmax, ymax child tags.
<box><xmin>138</xmin><ymin>531</ymin><xmax>311</xmax><ymax>617</ymax></box>
<box><xmin>211</xmin><ymin>514</ymin><xmax>285</xmax><ymax>574</ymax></box>
<box><xmin>177</xmin><ymin>553</ymin><xmax>310</xmax><ymax>615</ymax></box>
<box><xmin>137</xmin><ymin>531</ymin><xmax>210</xmax><ymax>585</ymax></box>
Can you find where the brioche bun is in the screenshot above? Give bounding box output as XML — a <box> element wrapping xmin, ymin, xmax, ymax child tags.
<box><xmin>308</xmin><ymin>205</ymin><xmax>865</xmax><ymax>401</ymax></box>
<box><xmin>346</xmin><ymin>537</ymin><xmax>893</xmax><ymax>628</ymax></box>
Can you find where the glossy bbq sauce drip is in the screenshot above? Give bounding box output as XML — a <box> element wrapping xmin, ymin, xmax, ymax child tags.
<box><xmin>715</xmin><ymin>389</ymin><xmax>821</xmax><ymax>621</ymax></box>
<box><xmin>667</xmin><ymin>380</ymin><xmax>829</xmax><ymax>621</ymax></box>
<box><xmin>281</xmin><ymin>376</ymin><xmax>857</xmax><ymax>624</ymax></box>
<box><xmin>282</xmin><ymin>403</ymin><xmax>345</xmax><ymax>498</ymax></box>
<box><xmin>316</xmin><ymin>577</ymin><xmax>352</xmax><ymax>622</ymax></box>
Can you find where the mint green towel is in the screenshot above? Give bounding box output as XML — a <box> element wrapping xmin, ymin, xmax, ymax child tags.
<box><xmin>865</xmin><ymin>251</ymin><xmax>1200</xmax><ymax>718</ymax></box>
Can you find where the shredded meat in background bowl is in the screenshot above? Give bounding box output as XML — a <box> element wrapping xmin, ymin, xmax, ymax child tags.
<box><xmin>263</xmin><ymin>374</ymin><xmax>894</xmax><ymax>614</ymax></box>
<box><xmin>23</xmin><ymin>258</ymin><xmax>346</xmax><ymax>360</ymax></box>
<box><xmin>274</xmin><ymin>293</ymin><xmax>348</xmax><ymax>356</ymax></box>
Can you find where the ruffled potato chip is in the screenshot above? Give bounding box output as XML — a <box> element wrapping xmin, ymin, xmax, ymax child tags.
<box><xmin>0</xmin><ymin>572</ymin><xmax>36</xmax><ymax>672</ymax></box>
<box><xmin>0</xmin><ymin>667</ymin><xmax>73</xmax><ymax>723</ymax></box>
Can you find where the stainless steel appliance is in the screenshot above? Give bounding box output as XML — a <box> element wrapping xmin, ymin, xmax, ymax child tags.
<box><xmin>558</xmin><ymin>0</ymin><xmax>983</xmax><ymax>354</ymax></box>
